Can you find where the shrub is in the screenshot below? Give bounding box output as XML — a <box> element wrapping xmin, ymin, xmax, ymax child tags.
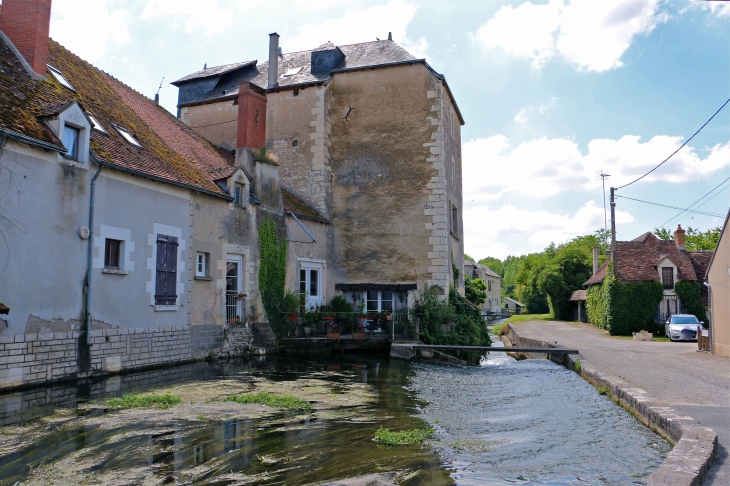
<box><xmin>223</xmin><ymin>392</ymin><xmax>311</xmax><ymax>411</ymax></box>
<box><xmin>107</xmin><ymin>393</ymin><xmax>181</xmax><ymax>410</ymax></box>
<box><xmin>674</xmin><ymin>280</ymin><xmax>708</xmax><ymax>324</ymax></box>
<box><xmin>374</xmin><ymin>427</ymin><xmax>433</xmax><ymax>445</ymax></box>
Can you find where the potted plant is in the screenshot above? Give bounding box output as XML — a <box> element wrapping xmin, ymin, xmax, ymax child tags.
<box><xmin>352</xmin><ymin>319</ymin><xmax>366</xmax><ymax>339</ymax></box>
<box><xmin>327</xmin><ymin>322</ymin><xmax>340</xmax><ymax>338</ymax></box>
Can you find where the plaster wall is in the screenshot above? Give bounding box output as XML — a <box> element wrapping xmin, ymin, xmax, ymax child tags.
<box><xmin>179</xmin><ymin>100</ymin><xmax>238</xmax><ymax>150</ymax></box>
<box><xmin>707</xmin><ymin>223</ymin><xmax>729</xmax><ymax>357</ymax></box>
<box><xmin>285</xmin><ymin>216</ymin><xmax>330</xmax><ymax>298</ymax></box>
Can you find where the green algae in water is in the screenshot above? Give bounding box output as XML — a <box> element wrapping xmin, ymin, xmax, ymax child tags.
<box><xmin>374</xmin><ymin>427</ymin><xmax>434</xmax><ymax>445</ymax></box>
<box><xmin>107</xmin><ymin>393</ymin><xmax>181</xmax><ymax>410</ymax></box>
<box><xmin>222</xmin><ymin>392</ymin><xmax>312</xmax><ymax>411</ymax></box>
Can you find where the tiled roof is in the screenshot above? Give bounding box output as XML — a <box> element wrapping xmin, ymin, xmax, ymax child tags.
<box><xmin>171</xmin><ymin>60</ymin><xmax>257</xmax><ymax>85</ymax></box>
<box><xmin>464</xmin><ymin>261</ymin><xmax>501</xmax><ymax>279</ymax></box>
<box><xmin>569</xmin><ymin>290</ymin><xmax>587</xmax><ymax>301</ymax></box>
<box><xmin>282</xmin><ymin>186</ymin><xmax>328</xmax><ymax>223</ymax></box>
<box><xmin>0</xmin><ymin>37</ymin><xmax>233</xmax><ymax>197</ymax></box>
<box><xmin>583</xmin><ymin>232</ymin><xmax>712</xmax><ymax>286</ymax></box>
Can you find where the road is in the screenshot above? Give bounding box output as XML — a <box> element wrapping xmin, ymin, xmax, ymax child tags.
<box><xmin>511</xmin><ymin>320</ymin><xmax>730</xmax><ymax>485</ymax></box>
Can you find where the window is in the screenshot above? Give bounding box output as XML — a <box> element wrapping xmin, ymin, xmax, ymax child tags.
<box><xmin>233</xmin><ymin>183</ymin><xmax>245</xmax><ymax>207</ymax></box>
<box><xmin>88</xmin><ymin>115</ymin><xmax>107</xmax><ymax>134</ymax></box>
<box><xmin>488</xmin><ymin>280</ymin><xmax>492</xmax><ymax>292</ymax></box>
<box><xmin>451</xmin><ymin>203</ymin><xmax>458</xmax><ymax>238</ymax></box>
<box><xmin>104</xmin><ymin>239</ymin><xmax>121</xmax><ymax>269</ymax></box>
<box><xmin>366</xmin><ymin>291</ymin><xmax>393</xmax><ymax>313</ymax></box>
<box><xmin>114</xmin><ymin>125</ymin><xmax>143</xmax><ymax>148</ymax></box>
<box><xmin>661</xmin><ymin>267</ymin><xmax>674</xmax><ymax>289</ymax></box>
<box><xmin>283</xmin><ymin>66</ymin><xmax>303</xmax><ymax>77</ymax></box>
<box><xmin>47</xmin><ymin>65</ymin><xmax>75</xmax><ymax>91</ymax></box>
<box><xmin>154</xmin><ymin>234</ymin><xmax>178</xmax><ymax>305</ymax></box>
<box><xmin>63</xmin><ymin>125</ymin><xmax>80</xmax><ymax>160</ymax></box>
<box><xmin>196</xmin><ymin>252</ymin><xmax>209</xmax><ymax>277</ymax></box>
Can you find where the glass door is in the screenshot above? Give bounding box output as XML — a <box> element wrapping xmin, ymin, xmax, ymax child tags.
<box><xmin>226</xmin><ymin>257</ymin><xmax>243</xmax><ymax>323</ymax></box>
<box><xmin>299</xmin><ymin>263</ymin><xmax>323</xmax><ymax>310</ymax></box>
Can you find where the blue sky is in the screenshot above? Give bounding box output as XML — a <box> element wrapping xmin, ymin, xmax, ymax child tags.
<box><xmin>47</xmin><ymin>0</ymin><xmax>729</xmax><ymax>259</ymax></box>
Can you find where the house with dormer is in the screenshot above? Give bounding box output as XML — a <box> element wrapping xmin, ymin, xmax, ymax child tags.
<box><xmin>173</xmin><ymin>32</ymin><xmax>466</xmax><ymax>312</ymax></box>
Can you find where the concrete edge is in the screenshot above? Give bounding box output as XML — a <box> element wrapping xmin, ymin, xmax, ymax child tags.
<box><xmin>506</xmin><ymin>323</ymin><xmax>718</xmax><ymax>486</ymax></box>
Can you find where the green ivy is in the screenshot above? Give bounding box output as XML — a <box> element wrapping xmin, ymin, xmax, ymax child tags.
<box><xmin>585</xmin><ymin>263</ymin><xmax>664</xmax><ymax>335</ymax></box>
<box><xmin>259</xmin><ymin>215</ymin><xmax>287</xmax><ymax>337</ymax></box>
<box><xmin>674</xmin><ymin>280</ymin><xmax>707</xmax><ymax>324</ymax></box>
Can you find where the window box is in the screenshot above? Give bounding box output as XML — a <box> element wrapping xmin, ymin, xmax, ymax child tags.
<box><xmin>102</xmin><ymin>268</ymin><xmax>128</xmax><ymax>275</ymax></box>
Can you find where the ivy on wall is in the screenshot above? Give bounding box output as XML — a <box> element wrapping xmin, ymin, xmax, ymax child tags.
<box><xmin>258</xmin><ymin>215</ymin><xmax>287</xmax><ymax>336</ymax></box>
<box><xmin>674</xmin><ymin>280</ymin><xmax>708</xmax><ymax>324</ymax></box>
<box><xmin>585</xmin><ymin>263</ymin><xmax>665</xmax><ymax>335</ymax></box>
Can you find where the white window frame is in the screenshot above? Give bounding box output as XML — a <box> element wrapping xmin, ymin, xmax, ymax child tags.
<box><xmin>114</xmin><ymin>125</ymin><xmax>143</xmax><ymax>148</ymax></box>
<box><xmin>196</xmin><ymin>252</ymin><xmax>209</xmax><ymax>277</ymax></box>
<box><xmin>366</xmin><ymin>290</ymin><xmax>394</xmax><ymax>313</ymax></box>
<box><xmin>298</xmin><ymin>259</ymin><xmax>324</xmax><ymax>310</ymax></box>
<box><xmin>88</xmin><ymin>115</ymin><xmax>107</xmax><ymax>134</ymax></box>
<box><xmin>47</xmin><ymin>65</ymin><xmax>75</xmax><ymax>92</ymax></box>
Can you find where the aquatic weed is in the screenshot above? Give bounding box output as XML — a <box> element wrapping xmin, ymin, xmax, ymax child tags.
<box><xmin>374</xmin><ymin>427</ymin><xmax>433</xmax><ymax>445</ymax></box>
<box><xmin>574</xmin><ymin>359</ymin><xmax>581</xmax><ymax>372</ymax></box>
<box><xmin>106</xmin><ymin>393</ymin><xmax>181</xmax><ymax>410</ymax></box>
<box><xmin>222</xmin><ymin>392</ymin><xmax>312</xmax><ymax>411</ymax></box>
<box><xmin>597</xmin><ymin>386</ymin><xmax>610</xmax><ymax>395</ymax></box>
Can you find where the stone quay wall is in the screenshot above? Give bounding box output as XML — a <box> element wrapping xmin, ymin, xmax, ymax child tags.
<box><xmin>506</xmin><ymin>323</ymin><xmax>718</xmax><ymax>486</ymax></box>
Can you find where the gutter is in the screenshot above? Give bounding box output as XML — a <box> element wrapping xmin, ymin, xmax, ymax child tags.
<box><xmin>85</xmin><ymin>161</ymin><xmax>103</xmax><ymax>346</ymax></box>
<box><xmin>287</xmin><ymin>211</ymin><xmax>316</xmax><ymax>243</ymax></box>
<box><xmin>0</xmin><ymin>127</ymin><xmax>66</xmax><ymax>154</ymax></box>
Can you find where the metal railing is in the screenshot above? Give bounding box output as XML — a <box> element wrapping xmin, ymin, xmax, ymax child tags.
<box><xmin>283</xmin><ymin>309</ymin><xmax>411</xmax><ymax>339</ymax></box>
<box><xmin>226</xmin><ymin>291</ymin><xmax>243</xmax><ymax>324</ymax></box>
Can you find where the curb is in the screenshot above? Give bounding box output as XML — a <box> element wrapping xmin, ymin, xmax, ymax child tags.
<box><xmin>506</xmin><ymin>324</ymin><xmax>718</xmax><ymax>486</ymax></box>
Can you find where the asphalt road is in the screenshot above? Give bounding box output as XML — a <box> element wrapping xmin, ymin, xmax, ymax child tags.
<box><xmin>511</xmin><ymin>320</ymin><xmax>730</xmax><ymax>485</ymax></box>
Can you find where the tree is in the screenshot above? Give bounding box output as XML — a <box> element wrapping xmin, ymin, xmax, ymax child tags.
<box><xmin>464</xmin><ymin>275</ymin><xmax>486</xmax><ymax>306</ymax></box>
<box><xmin>464</xmin><ymin>254</ymin><xmax>475</xmax><ymax>262</ymax></box>
<box><xmin>478</xmin><ymin>256</ymin><xmax>503</xmax><ymax>276</ymax></box>
<box><xmin>654</xmin><ymin>226</ymin><xmax>721</xmax><ymax>251</ymax></box>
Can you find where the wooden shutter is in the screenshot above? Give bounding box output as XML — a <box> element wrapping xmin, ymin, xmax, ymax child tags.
<box><xmin>155</xmin><ymin>235</ymin><xmax>168</xmax><ymax>305</ymax></box>
<box><xmin>165</xmin><ymin>236</ymin><xmax>178</xmax><ymax>304</ymax></box>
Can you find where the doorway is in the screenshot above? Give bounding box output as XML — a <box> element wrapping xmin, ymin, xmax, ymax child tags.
<box><xmin>226</xmin><ymin>256</ymin><xmax>243</xmax><ymax>323</ymax></box>
<box><xmin>299</xmin><ymin>262</ymin><xmax>323</xmax><ymax>310</ymax></box>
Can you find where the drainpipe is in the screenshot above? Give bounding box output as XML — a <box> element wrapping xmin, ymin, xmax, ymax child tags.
<box><xmin>85</xmin><ymin>163</ymin><xmax>104</xmax><ymax>346</ymax></box>
<box><xmin>704</xmin><ymin>281</ymin><xmax>713</xmax><ymax>353</ymax></box>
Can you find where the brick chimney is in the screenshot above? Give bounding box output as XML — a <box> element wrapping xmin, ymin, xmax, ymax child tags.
<box><xmin>674</xmin><ymin>224</ymin><xmax>686</xmax><ymax>251</ymax></box>
<box><xmin>0</xmin><ymin>0</ymin><xmax>52</xmax><ymax>76</ymax></box>
<box><xmin>237</xmin><ymin>82</ymin><xmax>267</xmax><ymax>150</ymax></box>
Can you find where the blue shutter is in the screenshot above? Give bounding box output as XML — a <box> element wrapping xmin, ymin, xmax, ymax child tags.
<box><xmin>154</xmin><ymin>235</ymin><xmax>168</xmax><ymax>305</ymax></box>
<box><xmin>165</xmin><ymin>237</ymin><xmax>178</xmax><ymax>305</ymax></box>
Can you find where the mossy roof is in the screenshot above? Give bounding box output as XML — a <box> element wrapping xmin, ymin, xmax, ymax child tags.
<box><xmin>282</xmin><ymin>186</ymin><xmax>328</xmax><ymax>223</ymax></box>
<box><xmin>0</xmin><ymin>37</ymin><xmax>233</xmax><ymax>197</ymax></box>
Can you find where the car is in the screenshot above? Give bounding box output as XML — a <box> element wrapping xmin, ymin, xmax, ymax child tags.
<box><xmin>665</xmin><ymin>314</ymin><xmax>705</xmax><ymax>341</ymax></box>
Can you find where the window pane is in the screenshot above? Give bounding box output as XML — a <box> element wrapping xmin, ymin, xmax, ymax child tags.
<box><xmin>197</xmin><ymin>254</ymin><xmax>204</xmax><ymax>275</ymax></box>
<box><xmin>63</xmin><ymin>126</ymin><xmax>79</xmax><ymax>159</ymax></box>
<box><xmin>309</xmin><ymin>269</ymin><xmax>319</xmax><ymax>297</ymax></box>
<box><xmin>300</xmin><ymin>269</ymin><xmax>306</xmax><ymax>294</ymax></box>
<box><xmin>381</xmin><ymin>291</ymin><xmax>393</xmax><ymax>311</ymax></box>
<box><xmin>226</xmin><ymin>262</ymin><xmax>239</xmax><ymax>292</ymax></box>
<box><xmin>366</xmin><ymin>300</ymin><xmax>378</xmax><ymax>312</ymax></box>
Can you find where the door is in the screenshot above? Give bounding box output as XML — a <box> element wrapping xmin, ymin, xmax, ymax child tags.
<box><xmin>299</xmin><ymin>262</ymin><xmax>323</xmax><ymax>310</ymax></box>
<box><xmin>226</xmin><ymin>256</ymin><xmax>243</xmax><ymax>323</ymax></box>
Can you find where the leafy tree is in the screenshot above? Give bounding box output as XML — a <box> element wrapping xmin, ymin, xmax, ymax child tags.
<box><xmin>464</xmin><ymin>254</ymin><xmax>476</xmax><ymax>262</ymax></box>
<box><xmin>464</xmin><ymin>275</ymin><xmax>487</xmax><ymax>306</ymax></box>
<box><xmin>478</xmin><ymin>256</ymin><xmax>503</xmax><ymax>276</ymax></box>
<box><xmin>654</xmin><ymin>226</ymin><xmax>721</xmax><ymax>251</ymax></box>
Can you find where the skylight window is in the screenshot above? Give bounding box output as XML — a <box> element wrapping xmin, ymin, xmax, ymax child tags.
<box><xmin>114</xmin><ymin>126</ymin><xmax>143</xmax><ymax>148</ymax></box>
<box><xmin>88</xmin><ymin>115</ymin><xmax>106</xmax><ymax>134</ymax></box>
<box><xmin>47</xmin><ymin>65</ymin><xmax>75</xmax><ymax>91</ymax></box>
<box><xmin>282</xmin><ymin>66</ymin><xmax>303</xmax><ymax>77</ymax></box>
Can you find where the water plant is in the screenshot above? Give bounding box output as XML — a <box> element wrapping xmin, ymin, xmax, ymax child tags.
<box><xmin>374</xmin><ymin>427</ymin><xmax>433</xmax><ymax>445</ymax></box>
<box><xmin>574</xmin><ymin>359</ymin><xmax>581</xmax><ymax>372</ymax></box>
<box><xmin>222</xmin><ymin>392</ymin><xmax>312</xmax><ymax>411</ymax></box>
<box><xmin>597</xmin><ymin>386</ymin><xmax>610</xmax><ymax>395</ymax></box>
<box><xmin>106</xmin><ymin>393</ymin><xmax>181</xmax><ymax>410</ymax></box>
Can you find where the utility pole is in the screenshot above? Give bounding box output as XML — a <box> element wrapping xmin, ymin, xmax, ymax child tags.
<box><xmin>610</xmin><ymin>187</ymin><xmax>617</xmax><ymax>276</ymax></box>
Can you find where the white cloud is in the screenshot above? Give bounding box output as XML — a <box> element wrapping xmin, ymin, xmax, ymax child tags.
<box><xmin>463</xmin><ymin>201</ymin><xmax>634</xmax><ymax>259</ymax></box>
<box><xmin>474</xmin><ymin>0</ymin><xmax>666</xmax><ymax>72</ymax></box>
<box><xmin>140</xmin><ymin>0</ymin><xmax>237</xmax><ymax>36</ymax></box>
<box><xmin>287</xmin><ymin>0</ymin><xmax>427</xmax><ymax>57</ymax></box>
<box><xmin>514</xmin><ymin>97</ymin><xmax>557</xmax><ymax>124</ymax></box>
<box><xmin>463</xmin><ymin>135</ymin><xmax>730</xmax><ymax>202</ymax></box>
<box><xmin>698</xmin><ymin>0</ymin><xmax>730</xmax><ymax>18</ymax></box>
<box><xmin>50</xmin><ymin>0</ymin><xmax>130</xmax><ymax>62</ymax></box>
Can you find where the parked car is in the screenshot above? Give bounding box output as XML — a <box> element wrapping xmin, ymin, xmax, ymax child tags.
<box><xmin>665</xmin><ymin>314</ymin><xmax>705</xmax><ymax>341</ymax></box>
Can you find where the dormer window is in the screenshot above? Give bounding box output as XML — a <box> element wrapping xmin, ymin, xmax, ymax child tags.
<box><xmin>661</xmin><ymin>267</ymin><xmax>674</xmax><ymax>289</ymax></box>
<box><xmin>47</xmin><ymin>65</ymin><xmax>75</xmax><ymax>92</ymax></box>
<box><xmin>114</xmin><ymin>125</ymin><xmax>143</xmax><ymax>148</ymax></box>
<box><xmin>63</xmin><ymin>125</ymin><xmax>80</xmax><ymax>159</ymax></box>
<box><xmin>88</xmin><ymin>115</ymin><xmax>107</xmax><ymax>134</ymax></box>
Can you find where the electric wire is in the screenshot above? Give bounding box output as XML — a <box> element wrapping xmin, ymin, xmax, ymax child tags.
<box><xmin>692</xmin><ymin>184</ymin><xmax>729</xmax><ymax>212</ymax></box>
<box><xmin>615</xmin><ymin>98</ymin><xmax>730</xmax><ymax>190</ymax></box>
<box><xmin>659</xmin><ymin>177</ymin><xmax>730</xmax><ymax>228</ymax></box>
<box><xmin>615</xmin><ymin>194</ymin><xmax>725</xmax><ymax>217</ymax></box>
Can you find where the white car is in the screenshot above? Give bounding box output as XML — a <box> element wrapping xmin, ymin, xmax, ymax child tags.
<box><xmin>665</xmin><ymin>314</ymin><xmax>705</xmax><ymax>341</ymax></box>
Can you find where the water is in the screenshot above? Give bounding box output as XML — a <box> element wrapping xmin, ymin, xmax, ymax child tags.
<box><xmin>0</xmin><ymin>350</ymin><xmax>670</xmax><ymax>485</ymax></box>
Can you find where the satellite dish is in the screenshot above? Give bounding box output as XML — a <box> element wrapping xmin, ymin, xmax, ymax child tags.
<box><xmin>79</xmin><ymin>226</ymin><xmax>90</xmax><ymax>239</ymax></box>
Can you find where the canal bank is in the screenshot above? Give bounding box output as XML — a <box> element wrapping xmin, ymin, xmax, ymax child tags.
<box><xmin>508</xmin><ymin>320</ymin><xmax>728</xmax><ymax>486</ymax></box>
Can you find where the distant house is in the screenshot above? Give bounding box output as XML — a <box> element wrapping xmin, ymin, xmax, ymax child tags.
<box><xmin>463</xmin><ymin>261</ymin><xmax>501</xmax><ymax>314</ymax></box>
<box><xmin>584</xmin><ymin>226</ymin><xmax>712</xmax><ymax>323</ymax></box>
<box><xmin>568</xmin><ymin>290</ymin><xmax>588</xmax><ymax>322</ymax></box>
<box><xmin>504</xmin><ymin>297</ymin><xmax>525</xmax><ymax>313</ymax></box>
<box><xmin>706</xmin><ymin>210</ymin><xmax>730</xmax><ymax>357</ymax></box>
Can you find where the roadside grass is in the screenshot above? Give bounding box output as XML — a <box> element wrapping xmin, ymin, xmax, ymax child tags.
<box><xmin>610</xmin><ymin>335</ymin><xmax>670</xmax><ymax>342</ymax></box>
<box><xmin>493</xmin><ymin>313</ymin><xmax>554</xmax><ymax>336</ymax></box>
<box><xmin>222</xmin><ymin>392</ymin><xmax>312</xmax><ymax>412</ymax></box>
<box><xmin>107</xmin><ymin>393</ymin><xmax>181</xmax><ymax>410</ymax></box>
<box><xmin>374</xmin><ymin>427</ymin><xmax>434</xmax><ymax>445</ymax></box>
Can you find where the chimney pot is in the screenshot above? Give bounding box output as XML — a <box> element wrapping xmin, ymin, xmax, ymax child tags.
<box><xmin>268</xmin><ymin>33</ymin><xmax>280</xmax><ymax>89</ymax></box>
<box><xmin>592</xmin><ymin>246</ymin><xmax>599</xmax><ymax>276</ymax></box>
<box><xmin>674</xmin><ymin>224</ymin><xmax>686</xmax><ymax>251</ymax></box>
<box><xmin>388</xmin><ymin>32</ymin><xmax>392</xmax><ymax>41</ymax></box>
<box><xmin>154</xmin><ymin>93</ymin><xmax>159</xmax><ymax>105</ymax></box>
<box><xmin>0</xmin><ymin>0</ymin><xmax>52</xmax><ymax>76</ymax></box>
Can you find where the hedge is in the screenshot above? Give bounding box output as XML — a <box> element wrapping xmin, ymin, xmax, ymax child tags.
<box><xmin>674</xmin><ymin>280</ymin><xmax>708</xmax><ymax>324</ymax></box>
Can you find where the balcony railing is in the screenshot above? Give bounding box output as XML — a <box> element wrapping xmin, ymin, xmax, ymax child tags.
<box><xmin>281</xmin><ymin>308</ymin><xmax>414</xmax><ymax>339</ymax></box>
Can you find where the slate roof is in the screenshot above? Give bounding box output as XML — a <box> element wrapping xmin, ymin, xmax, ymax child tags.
<box><xmin>584</xmin><ymin>231</ymin><xmax>713</xmax><ymax>286</ymax></box>
<box><xmin>464</xmin><ymin>261</ymin><xmax>501</xmax><ymax>279</ymax></box>
<box><xmin>0</xmin><ymin>36</ymin><xmax>234</xmax><ymax>197</ymax></box>
<box><xmin>504</xmin><ymin>297</ymin><xmax>525</xmax><ymax>307</ymax></box>
<box><xmin>569</xmin><ymin>290</ymin><xmax>587</xmax><ymax>301</ymax></box>
<box><xmin>282</xmin><ymin>186</ymin><xmax>328</xmax><ymax>223</ymax></box>
<box><xmin>171</xmin><ymin>60</ymin><xmax>257</xmax><ymax>85</ymax></box>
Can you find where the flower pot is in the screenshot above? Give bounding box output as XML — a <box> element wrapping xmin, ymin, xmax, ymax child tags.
<box><xmin>322</xmin><ymin>316</ymin><xmax>335</xmax><ymax>321</ymax></box>
<box><xmin>352</xmin><ymin>332</ymin><xmax>366</xmax><ymax>339</ymax></box>
<box><xmin>327</xmin><ymin>333</ymin><xmax>341</xmax><ymax>339</ymax></box>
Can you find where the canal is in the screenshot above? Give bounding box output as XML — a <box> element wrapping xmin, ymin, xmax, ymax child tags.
<box><xmin>0</xmin><ymin>347</ymin><xmax>670</xmax><ymax>484</ymax></box>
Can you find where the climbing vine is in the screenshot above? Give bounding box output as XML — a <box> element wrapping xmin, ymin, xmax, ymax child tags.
<box><xmin>674</xmin><ymin>280</ymin><xmax>707</xmax><ymax>324</ymax></box>
<box><xmin>258</xmin><ymin>215</ymin><xmax>287</xmax><ymax>336</ymax></box>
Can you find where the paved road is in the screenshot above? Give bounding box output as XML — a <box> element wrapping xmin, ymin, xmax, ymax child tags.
<box><xmin>512</xmin><ymin>320</ymin><xmax>730</xmax><ymax>485</ymax></box>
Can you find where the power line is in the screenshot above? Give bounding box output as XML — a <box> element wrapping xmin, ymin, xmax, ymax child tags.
<box><xmin>615</xmin><ymin>194</ymin><xmax>725</xmax><ymax>217</ymax></box>
<box><xmin>615</xmin><ymin>98</ymin><xmax>730</xmax><ymax>190</ymax></box>
<box><xmin>693</xmin><ymin>184</ymin><xmax>729</xmax><ymax>212</ymax></box>
<box><xmin>659</xmin><ymin>177</ymin><xmax>730</xmax><ymax>227</ymax></box>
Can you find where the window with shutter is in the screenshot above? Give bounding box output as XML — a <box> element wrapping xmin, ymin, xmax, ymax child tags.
<box><xmin>155</xmin><ymin>234</ymin><xmax>179</xmax><ymax>305</ymax></box>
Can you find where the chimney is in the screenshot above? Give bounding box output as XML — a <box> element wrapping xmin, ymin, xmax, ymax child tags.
<box><xmin>0</xmin><ymin>0</ymin><xmax>52</xmax><ymax>76</ymax></box>
<box><xmin>237</xmin><ymin>82</ymin><xmax>267</xmax><ymax>150</ymax></box>
<box><xmin>592</xmin><ymin>246</ymin><xmax>599</xmax><ymax>275</ymax></box>
<box><xmin>674</xmin><ymin>224</ymin><xmax>686</xmax><ymax>251</ymax></box>
<box><xmin>268</xmin><ymin>32</ymin><xmax>279</xmax><ymax>89</ymax></box>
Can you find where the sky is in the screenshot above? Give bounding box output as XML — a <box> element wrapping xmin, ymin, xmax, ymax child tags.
<box><xmin>45</xmin><ymin>0</ymin><xmax>730</xmax><ymax>260</ymax></box>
